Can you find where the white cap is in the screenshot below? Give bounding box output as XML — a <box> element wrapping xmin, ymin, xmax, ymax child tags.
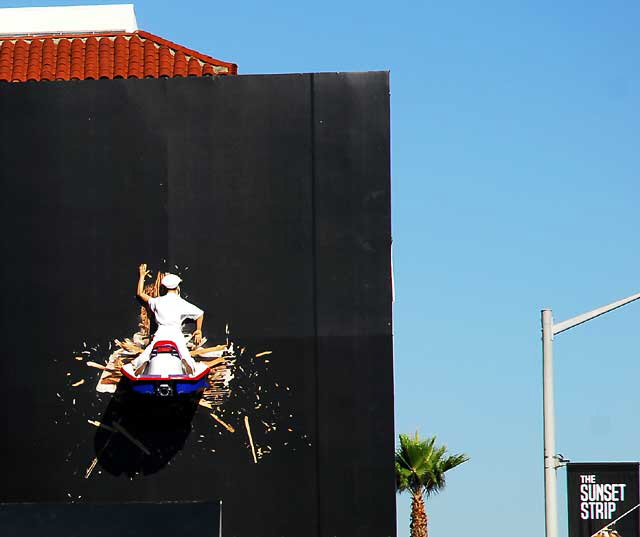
<box><xmin>161</xmin><ymin>273</ymin><xmax>182</xmax><ymax>289</ymax></box>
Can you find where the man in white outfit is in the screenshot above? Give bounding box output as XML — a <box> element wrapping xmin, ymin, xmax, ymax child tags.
<box><xmin>133</xmin><ymin>264</ymin><xmax>205</xmax><ymax>376</ymax></box>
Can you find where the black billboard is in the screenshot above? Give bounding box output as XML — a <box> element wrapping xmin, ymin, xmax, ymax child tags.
<box><xmin>0</xmin><ymin>73</ymin><xmax>393</xmax><ymax>537</ymax></box>
<box><xmin>567</xmin><ymin>463</ymin><xmax>639</xmax><ymax>537</ymax></box>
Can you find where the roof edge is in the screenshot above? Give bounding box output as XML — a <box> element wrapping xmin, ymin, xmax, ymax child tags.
<box><xmin>0</xmin><ymin>29</ymin><xmax>238</xmax><ymax>74</ymax></box>
<box><xmin>138</xmin><ymin>31</ymin><xmax>237</xmax><ymax>74</ymax></box>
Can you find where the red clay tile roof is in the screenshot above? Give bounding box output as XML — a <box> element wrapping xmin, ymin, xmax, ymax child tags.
<box><xmin>0</xmin><ymin>30</ymin><xmax>237</xmax><ymax>83</ymax></box>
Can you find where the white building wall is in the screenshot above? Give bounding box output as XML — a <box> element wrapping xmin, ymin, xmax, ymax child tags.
<box><xmin>0</xmin><ymin>4</ymin><xmax>138</xmax><ymax>37</ymax></box>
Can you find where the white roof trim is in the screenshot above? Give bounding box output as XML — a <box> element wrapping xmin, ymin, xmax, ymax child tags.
<box><xmin>0</xmin><ymin>4</ymin><xmax>138</xmax><ymax>37</ymax></box>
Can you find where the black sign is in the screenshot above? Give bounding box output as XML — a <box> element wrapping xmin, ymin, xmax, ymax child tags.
<box><xmin>0</xmin><ymin>501</ymin><xmax>220</xmax><ymax>537</ymax></box>
<box><xmin>567</xmin><ymin>463</ymin><xmax>639</xmax><ymax>537</ymax></box>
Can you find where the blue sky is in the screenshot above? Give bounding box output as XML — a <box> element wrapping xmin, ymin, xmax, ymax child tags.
<box><xmin>5</xmin><ymin>1</ymin><xmax>640</xmax><ymax>535</ymax></box>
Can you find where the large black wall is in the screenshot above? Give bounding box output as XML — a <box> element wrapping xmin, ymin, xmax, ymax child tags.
<box><xmin>0</xmin><ymin>73</ymin><xmax>393</xmax><ymax>537</ymax></box>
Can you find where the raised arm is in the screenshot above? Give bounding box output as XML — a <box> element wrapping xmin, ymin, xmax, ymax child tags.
<box><xmin>136</xmin><ymin>264</ymin><xmax>151</xmax><ymax>303</ymax></box>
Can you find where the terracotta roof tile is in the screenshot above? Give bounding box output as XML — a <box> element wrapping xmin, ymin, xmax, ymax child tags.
<box><xmin>55</xmin><ymin>39</ymin><xmax>70</xmax><ymax>81</ymax></box>
<box><xmin>26</xmin><ymin>39</ymin><xmax>42</xmax><ymax>81</ymax></box>
<box><xmin>0</xmin><ymin>30</ymin><xmax>237</xmax><ymax>83</ymax></box>
<box><xmin>113</xmin><ymin>35</ymin><xmax>127</xmax><ymax>79</ymax></box>
<box><xmin>41</xmin><ymin>39</ymin><xmax>55</xmax><ymax>80</ymax></box>
<box><xmin>143</xmin><ymin>39</ymin><xmax>157</xmax><ymax>78</ymax></box>
<box><xmin>13</xmin><ymin>39</ymin><xmax>28</xmax><ymax>82</ymax></box>
<box><xmin>70</xmin><ymin>38</ymin><xmax>85</xmax><ymax>80</ymax></box>
<box><xmin>98</xmin><ymin>37</ymin><xmax>113</xmax><ymax>79</ymax></box>
<box><xmin>0</xmin><ymin>41</ymin><xmax>12</xmax><ymax>81</ymax></box>
<box><xmin>188</xmin><ymin>57</ymin><xmax>200</xmax><ymax>77</ymax></box>
<box><xmin>127</xmin><ymin>34</ymin><xmax>142</xmax><ymax>79</ymax></box>
<box><xmin>84</xmin><ymin>37</ymin><xmax>98</xmax><ymax>80</ymax></box>
<box><xmin>173</xmin><ymin>50</ymin><xmax>186</xmax><ymax>78</ymax></box>
<box><xmin>158</xmin><ymin>45</ymin><xmax>171</xmax><ymax>78</ymax></box>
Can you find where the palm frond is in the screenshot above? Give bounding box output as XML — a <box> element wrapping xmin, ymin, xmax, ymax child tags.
<box><xmin>395</xmin><ymin>431</ymin><xmax>469</xmax><ymax>498</ymax></box>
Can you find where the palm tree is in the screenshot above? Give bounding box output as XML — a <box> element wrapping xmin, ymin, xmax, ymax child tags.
<box><xmin>395</xmin><ymin>432</ymin><xmax>469</xmax><ymax>537</ymax></box>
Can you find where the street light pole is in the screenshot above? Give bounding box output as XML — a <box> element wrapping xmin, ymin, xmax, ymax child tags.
<box><xmin>542</xmin><ymin>309</ymin><xmax>558</xmax><ymax>537</ymax></box>
<box><xmin>541</xmin><ymin>291</ymin><xmax>640</xmax><ymax>537</ymax></box>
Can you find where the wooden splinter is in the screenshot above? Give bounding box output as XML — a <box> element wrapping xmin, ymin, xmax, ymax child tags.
<box><xmin>84</xmin><ymin>424</ymin><xmax>117</xmax><ymax>479</ymax></box>
<box><xmin>87</xmin><ymin>419</ymin><xmax>117</xmax><ymax>433</ymax></box>
<box><xmin>244</xmin><ymin>416</ymin><xmax>258</xmax><ymax>464</ymax></box>
<box><xmin>210</xmin><ymin>413</ymin><xmax>235</xmax><ymax>433</ymax></box>
<box><xmin>85</xmin><ymin>433</ymin><xmax>114</xmax><ymax>479</ymax></box>
<box><xmin>190</xmin><ymin>345</ymin><xmax>227</xmax><ymax>357</ymax></box>
<box><xmin>199</xmin><ymin>357</ymin><xmax>225</xmax><ymax>368</ymax></box>
<box><xmin>115</xmin><ymin>339</ymin><xmax>143</xmax><ymax>355</ymax></box>
<box><xmin>85</xmin><ymin>456</ymin><xmax>99</xmax><ymax>479</ymax></box>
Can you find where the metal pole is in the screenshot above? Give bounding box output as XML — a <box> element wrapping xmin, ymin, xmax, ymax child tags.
<box><xmin>541</xmin><ymin>291</ymin><xmax>640</xmax><ymax>536</ymax></box>
<box><xmin>219</xmin><ymin>499</ymin><xmax>223</xmax><ymax>537</ymax></box>
<box><xmin>542</xmin><ymin>309</ymin><xmax>558</xmax><ymax>537</ymax></box>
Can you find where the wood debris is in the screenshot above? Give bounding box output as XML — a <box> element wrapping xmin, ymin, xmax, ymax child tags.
<box><xmin>200</xmin><ymin>353</ymin><xmax>235</xmax><ymax>407</ymax></box>
<box><xmin>85</xmin><ymin>430</ymin><xmax>116</xmax><ymax>479</ymax></box>
<box><xmin>98</xmin><ymin>376</ymin><xmax>121</xmax><ymax>385</ymax></box>
<box><xmin>115</xmin><ymin>339</ymin><xmax>143</xmax><ymax>355</ymax></box>
<box><xmin>138</xmin><ymin>273</ymin><xmax>163</xmax><ymax>336</ymax></box>
<box><xmin>86</xmin><ymin>362</ymin><xmax>115</xmax><ymax>371</ymax></box>
<box><xmin>255</xmin><ymin>351</ymin><xmax>272</xmax><ymax>358</ymax></box>
<box><xmin>71</xmin><ymin>379</ymin><xmax>85</xmax><ymax>387</ymax></box>
<box><xmin>190</xmin><ymin>345</ymin><xmax>227</xmax><ymax>357</ymax></box>
<box><xmin>210</xmin><ymin>413</ymin><xmax>235</xmax><ymax>433</ymax></box>
<box><xmin>84</xmin><ymin>456</ymin><xmax>99</xmax><ymax>479</ymax></box>
<box><xmin>95</xmin><ymin>347</ymin><xmax>134</xmax><ymax>393</ymax></box>
<box><xmin>199</xmin><ymin>357</ymin><xmax>226</xmax><ymax>368</ymax></box>
<box><xmin>87</xmin><ymin>419</ymin><xmax>116</xmax><ymax>433</ymax></box>
<box><xmin>244</xmin><ymin>415</ymin><xmax>258</xmax><ymax>464</ymax></box>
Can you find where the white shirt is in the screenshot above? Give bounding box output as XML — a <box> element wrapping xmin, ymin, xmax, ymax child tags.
<box><xmin>148</xmin><ymin>293</ymin><xmax>203</xmax><ymax>329</ymax></box>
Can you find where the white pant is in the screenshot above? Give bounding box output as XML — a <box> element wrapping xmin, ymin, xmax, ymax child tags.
<box><xmin>132</xmin><ymin>325</ymin><xmax>198</xmax><ymax>371</ymax></box>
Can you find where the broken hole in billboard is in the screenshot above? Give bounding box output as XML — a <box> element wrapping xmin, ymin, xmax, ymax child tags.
<box><xmin>58</xmin><ymin>268</ymin><xmax>308</xmax><ymax>484</ymax></box>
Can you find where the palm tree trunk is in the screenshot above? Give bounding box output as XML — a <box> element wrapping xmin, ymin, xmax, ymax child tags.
<box><xmin>410</xmin><ymin>492</ymin><xmax>428</xmax><ymax>537</ymax></box>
